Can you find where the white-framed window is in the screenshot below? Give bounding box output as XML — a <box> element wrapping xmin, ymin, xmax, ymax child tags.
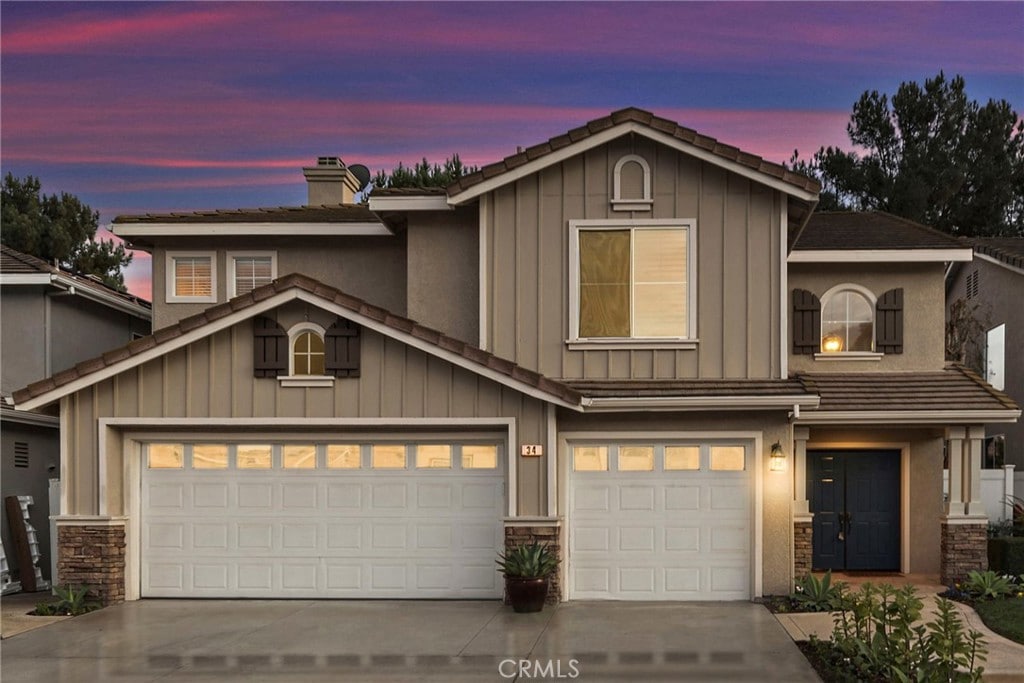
<box><xmin>166</xmin><ymin>251</ymin><xmax>216</xmax><ymax>303</ymax></box>
<box><xmin>288</xmin><ymin>323</ymin><xmax>326</xmax><ymax>376</ymax></box>
<box><xmin>986</xmin><ymin>324</ymin><xmax>1005</xmax><ymax>390</ymax></box>
<box><xmin>611</xmin><ymin>154</ymin><xmax>652</xmax><ymax>211</ymax></box>
<box><xmin>569</xmin><ymin>219</ymin><xmax>696</xmax><ymax>344</ymax></box>
<box><xmin>819</xmin><ymin>284</ymin><xmax>875</xmax><ymax>353</ymax></box>
<box><xmin>228</xmin><ymin>251</ymin><xmax>276</xmax><ymax>298</ymax></box>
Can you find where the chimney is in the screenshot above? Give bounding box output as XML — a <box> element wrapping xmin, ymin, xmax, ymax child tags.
<box><xmin>302</xmin><ymin>156</ymin><xmax>361</xmax><ymax>206</ymax></box>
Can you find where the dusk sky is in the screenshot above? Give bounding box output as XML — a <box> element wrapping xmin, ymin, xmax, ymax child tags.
<box><xmin>2</xmin><ymin>1</ymin><xmax>1022</xmax><ymax>299</ymax></box>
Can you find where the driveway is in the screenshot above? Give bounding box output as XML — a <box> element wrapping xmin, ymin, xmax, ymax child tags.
<box><xmin>1</xmin><ymin>600</ymin><xmax>818</xmax><ymax>682</ymax></box>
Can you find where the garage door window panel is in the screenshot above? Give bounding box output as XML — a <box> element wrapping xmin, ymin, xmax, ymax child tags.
<box><xmin>665</xmin><ymin>446</ymin><xmax>700</xmax><ymax>471</ymax></box>
<box><xmin>462</xmin><ymin>445</ymin><xmax>498</xmax><ymax>469</ymax></box>
<box><xmin>710</xmin><ymin>446</ymin><xmax>745</xmax><ymax>471</ymax></box>
<box><xmin>283</xmin><ymin>445</ymin><xmax>317</xmax><ymax>469</ymax></box>
<box><xmin>192</xmin><ymin>444</ymin><xmax>229</xmax><ymax>469</ymax></box>
<box><xmin>327</xmin><ymin>444</ymin><xmax>362</xmax><ymax>469</ymax></box>
<box><xmin>148</xmin><ymin>444</ymin><xmax>184</xmax><ymax>469</ymax></box>
<box><xmin>416</xmin><ymin>445</ymin><xmax>452</xmax><ymax>469</ymax></box>
<box><xmin>618</xmin><ymin>446</ymin><xmax>654</xmax><ymax>471</ymax></box>
<box><xmin>573</xmin><ymin>446</ymin><xmax>608</xmax><ymax>471</ymax></box>
<box><xmin>372</xmin><ymin>445</ymin><xmax>407</xmax><ymax>469</ymax></box>
<box><xmin>237</xmin><ymin>444</ymin><xmax>272</xmax><ymax>469</ymax></box>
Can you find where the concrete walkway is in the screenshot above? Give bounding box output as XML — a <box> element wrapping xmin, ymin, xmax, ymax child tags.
<box><xmin>1</xmin><ymin>599</ymin><xmax>819</xmax><ymax>682</ymax></box>
<box><xmin>1</xmin><ymin>592</ymin><xmax>70</xmax><ymax>639</ymax></box>
<box><xmin>773</xmin><ymin>577</ymin><xmax>1024</xmax><ymax>683</ymax></box>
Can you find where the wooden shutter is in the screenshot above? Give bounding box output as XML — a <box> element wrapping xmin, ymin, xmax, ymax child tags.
<box><xmin>792</xmin><ymin>289</ymin><xmax>821</xmax><ymax>354</ymax></box>
<box><xmin>875</xmin><ymin>288</ymin><xmax>904</xmax><ymax>354</ymax></box>
<box><xmin>253</xmin><ymin>316</ymin><xmax>287</xmax><ymax>377</ymax></box>
<box><xmin>325</xmin><ymin>318</ymin><xmax>360</xmax><ymax>378</ymax></box>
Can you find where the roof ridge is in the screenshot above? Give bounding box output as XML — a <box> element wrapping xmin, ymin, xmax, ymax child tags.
<box><xmin>872</xmin><ymin>210</ymin><xmax>964</xmax><ymax>245</ymax></box>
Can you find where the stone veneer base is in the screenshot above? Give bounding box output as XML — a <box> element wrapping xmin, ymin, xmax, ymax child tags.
<box><xmin>940</xmin><ymin>521</ymin><xmax>988</xmax><ymax>585</ymax></box>
<box><xmin>793</xmin><ymin>521</ymin><xmax>813</xmax><ymax>582</ymax></box>
<box><xmin>57</xmin><ymin>524</ymin><xmax>126</xmax><ymax>605</ymax></box>
<box><xmin>504</xmin><ymin>525</ymin><xmax>562</xmax><ymax>605</ymax></box>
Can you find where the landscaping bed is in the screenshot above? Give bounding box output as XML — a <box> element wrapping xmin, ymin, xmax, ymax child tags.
<box><xmin>941</xmin><ymin>570</ymin><xmax>1024</xmax><ymax>646</ymax></box>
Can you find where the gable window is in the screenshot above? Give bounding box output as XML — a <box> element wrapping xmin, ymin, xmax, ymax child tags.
<box><xmin>290</xmin><ymin>324</ymin><xmax>326</xmax><ymax>376</ymax></box>
<box><xmin>570</xmin><ymin>219</ymin><xmax>695</xmax><ymax>345</ymax></box>
<box><xmin>166</xmin><ymin>252</ymin><xmax>216</xmax><ymax>303</ymax></box>
<box><xmin>820</xmin><ymin>286</ymin><xmax>874</xmax><ymax>353</ymax></box>
<box><xmin>611</xmin><ymin>154</ymin><xmax>653</xmax><ymax>211</ymax></box>
<box><xmin>228</xmin><ymin>252</ymin><xmax>276</xmax><ymax>297</ymax></box>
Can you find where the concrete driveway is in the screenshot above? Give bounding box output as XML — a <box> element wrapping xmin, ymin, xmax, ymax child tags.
<box><xmin>0</xmin><ymin>599</ymin><xmax>819</xmax><ymax>682</ymax></box>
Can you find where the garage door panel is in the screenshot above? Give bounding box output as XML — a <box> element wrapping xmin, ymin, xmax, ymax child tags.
<box><xmin>461</xmin><ymin>524</ymin><xmax>499</xmax><ymax>550</ymax></box>
<box><xmin>326</xmin><ymin>524</ymin><xmax>362</xmax><ymax>549</ymax></box>
<box><xmin>282</xmin><ymin>483</ymin><xmax>318</xmax><ymax>509</ymax></box>
<box><xmin>371</xmin><ymin>483</ymin><xmax>408</xmax><ymax>509</ymax></box>
<box><xmin>573</xmin><ymin>487</ymin><xmax>611</xmax><ymax>512</ymax></box>
<box><xmin>149</xmin><ymin>523</ymin><xmax>185</xmax><ymax>549</ymax></box>
<box><xmin>664</xmin><ymin>567</ymin><xmax>700</xmax><ymax>593</ymax></box>
<box><xmin>193</xmin><ymin>524</ymin><xmax>229</xmax><ymax>549</ymax></box>
<box><xmin>237</xmin><ymin>523</ymin><xmax>273</xmax><ymax>549</ymax></box>
<box><xmin>238</xmin><ymin>483</ymin><xmax>273</xmax><ymax>509</ymax></box>
<box><xmin>193</xmin><ymin>564</ymin><xmax>229</xmax><ymax>590</ymax></box>
<box><xmin>461</xmin><ymin>483</ymin><xmax>498</xmax><ymax>509</ymax></box>
<box><xmin>664</xmin><ymin>486</ymin><xmax>700</xmax><ymax>510</ymax></box>
<box><xmin>148</xmin><ymin>483</ymin><xmax>185</xmax><ymax>508</ymax></box>
<box><xmin>326</xmin><ymin>483</ymin><xmax>362</xmax><ymax>508</ymax></box>
<box><xmin>619</xmin><ymin>486</ymin><xmax>655</xmax><ymax>511</ymax></box>
<box><xmin>417</xmin><ymin>484</ymin><xmax>453</xmax><ymax>508</ymax></box>
<box><xmin>416</xmin><ymin>524</ymin><xmax>452</xmax><ymax>550</ymax></box>
<box><xmin>665</xmin><ymin>526</ymin><xmax>700</xmax><ymax>552</ymax></box>
<box><xmin>619</xmin><ymin>527</ymin><xmax>655</xmax><ymax>552</ymax></box>
<box><xmin>283</xmin><ymin>564</ymin><xmax>318</xmax><ymax>590</ymax></box>
<box><xmin>193</xmin><ymin>483</ymin><xmax>229</xmax><ymax>508</ymax></box>
<box><xmin>239</xmin><ymin>564</ymin><xmax>273</xmax><ymax>590</ymax></box>
<box><xmin>325</xmin><ymin>564</ymin><xmax>362</xmax><ymax>590</ymax></box>
<box><xmin>282</xmin><ymin>523</ymin><xmax>318</xmax><ymax>549</ymax></box>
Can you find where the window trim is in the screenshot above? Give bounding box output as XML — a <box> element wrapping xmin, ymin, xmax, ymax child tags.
<box><xmin>279</xmin><ymin>322</ymin><xmax>334</xmax><ymax>387</ymax></box>
<box><xmin>568</xmin><ymin>218</ymin><xmax>697</xmax><ymax>345</ymax></box>
<box><xmin>611</xmin><ymin>154</ymin><xmax>653</xmax><ymax>211</ymax></box>
<box><xmin>165</xmin><ymin>251</ymin><xmax>217</xmax><ymax>303</ymax></box>
<box><xmin>227</xmin><ymin>251</ymin><xmax>278</xmax><ymax>298</ymax></box>
<box><xmin>818</xmin><ymin>283</ymin><xmax>876</xmax><ymax>355</ymax></box>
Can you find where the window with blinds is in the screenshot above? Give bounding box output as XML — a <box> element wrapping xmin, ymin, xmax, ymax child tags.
<box><xmin>576</xmin><ymin>224</ymin><xmax>691</xmax><ymax>340</ymax></box>
<box><xmin>232</xmin><ymin>255</ymin><xmax>275</xmax><ymax>296</ymax></box>
<box><xmin>170</xmin><ymin>254</ymin><xmax>214</xmax><ymax>301</ymax></box>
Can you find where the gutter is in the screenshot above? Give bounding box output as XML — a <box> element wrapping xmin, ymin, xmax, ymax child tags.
<box><xmin>794</xmin><ymin>409</ymin><xmax>1022</xmax><ymax>425</ymax></box>
<box><xmin>580</xmin><ymin>394</ymin><xmax>821</xmax><ymax>412</ymax></box>
<box><xmin>50</xmin><ymin>273</ymin><xmax>151</xmax><ymax>320</ymax></box>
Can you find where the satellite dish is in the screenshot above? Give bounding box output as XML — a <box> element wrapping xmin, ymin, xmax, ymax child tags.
<box><xmin>349</xmin><ymin>164</ymin><xmax>371</xmax><ymax>189</ymax></box>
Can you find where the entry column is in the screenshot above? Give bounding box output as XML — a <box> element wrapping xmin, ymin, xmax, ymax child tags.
<box><xmin>940</xmin><ymin>426</ymin><xmax>988</xmax><ymax>584</ymax></box>
<box><xmin>792</xmin><ymin>428</ymin><xmax>812</xmax><ymax>581</ymax></box>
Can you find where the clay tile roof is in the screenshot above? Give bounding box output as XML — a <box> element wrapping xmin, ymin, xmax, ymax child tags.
<box><xmin>0</xmin><ymin>244</ymin><xmax>151</xmax><ymax>312</ymax></box>
<box><xmin>797</xmin><ymin>365</ymin><xmax>1019</xmax><ymax>413</ymax></box>
<box><xmin>794</xmin><ymin>211</ymin><xmax>965</xmax><ymax>251</ymax></box>
<box><xmin>969</xmin><ymin>237</ymin><xmax>1024</xmax><ymax>270</ymax></box>
<box><xmin>446</xmin><ymin>107</ymin><xmax>820</xmax><ymax>196</ymax></box>
<box><xmin>12</xmin><ymin>273</ymin><xmax>581</xmax><ymax>407</ymax></box>
<box><xmin>370</xmin><ymin>187</ymin><xmax>448</xmax><ymax>197</ymax></box>
<box><xmin>112</xmin><ymin>204</ymin><xmax>377</xmax><ymax>224</ymax></box>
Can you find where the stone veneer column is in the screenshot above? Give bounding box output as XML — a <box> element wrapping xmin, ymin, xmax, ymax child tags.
<box><xmin>792</xmin><ymin>428</ymin><xmax>813</xmax><ymax>581</ymax></box>
<box><xmin>940</xmin><ymin>519</ymin><xmax>988</xmax><ymax>585</ymax></box>
<box><xmin>504</xmin><ymin>522</ymin><xmax>562</xmax><ymax>604</ymax></box>
<box><xmin>56</xmin><ymin>519</ymin><xmax>127</xmax><ymax>605</ymax></box>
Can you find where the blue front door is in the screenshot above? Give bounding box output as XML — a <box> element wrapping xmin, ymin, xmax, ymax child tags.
<box><xmin>808</xmin><ymin>450</ymin><xmax>900</xmax><ymax>571</ymax></box>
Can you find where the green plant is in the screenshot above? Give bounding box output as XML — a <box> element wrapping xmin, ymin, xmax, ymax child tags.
<box><xmin>791</xmin><ymin>571</ymin><xmax>845</xmax><ymax>612</ymax></box>
<box><xmin>33</xmin><ymin>584</ymin><xmax>100</xmax><ymax>616</ymax></box>
<box><xmin>496</xmin><ymin>542</ymin><xmax>559</xmax><ymax>579</ymax></box>
<box><xmin>962</xmin><ymin>570</ymin><xmax>1014</xmax><ymax>600</ymax></box>
<box><xmin>988</xmin><ymin>537</ymin><xmax>1024</xmax><ymax>574</ymax></box>
<box><xmin>823</xmin><ymin>582</ymin><xmax>986</xmax><ymax>682</ymax></box>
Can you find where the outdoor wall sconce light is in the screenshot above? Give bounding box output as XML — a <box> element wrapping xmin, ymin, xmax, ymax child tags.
<box><xmin>821</xmin><ymin>334</ymin><xmax>843</xmax><ymax>353</ymax></box>
<box><xmin>769</xmin><ymin>441</ymin><xmax>787</xmax><ymax>472</ymax></box>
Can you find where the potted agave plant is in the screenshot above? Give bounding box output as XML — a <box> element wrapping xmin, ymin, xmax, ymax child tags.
<box><xmin>496</xmin><ymin>541</ymin><xmax>559</xmax><ymax>613</ymax></box>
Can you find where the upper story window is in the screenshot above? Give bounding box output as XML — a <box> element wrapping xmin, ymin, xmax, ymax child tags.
<box><xmin>569</xmin><ymin>219</ymin><xmax>696</xmax><ymax>344</ymax></box>
<box><xmin>290</xmin><ymin>323</ymin><xmax>326</xmax><ymax>376</ymax></box>
<box><xmin>820</xmin><ymin>285</ymin><xmax>875</xmax><ymax>353</ymax></box>
<box><xmin>229</xmin><ymin>252</ymin><xmax>276</xmax><ymax>297</ymax></box>
<box><xmin>166</xmin><ymin>251</ymin><xmax>216</xmax><ymax>303</ymax></box>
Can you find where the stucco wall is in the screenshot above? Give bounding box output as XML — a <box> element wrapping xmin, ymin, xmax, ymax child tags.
<box><xmin>60</xmin><ymin>303</ymin><xmax>551</xmax><ymax>519</ymax></box>
<box><xmin>406</xmin><ymin>207</ymin><xmax>479</xmax><ymax>345</ymax></box>
<box><xmin>49</xmin><ymin>295</ymin><xmax>149</xmax><ymax>374</ymax></box>
<box><xmin>482</xmin><ymin>134</ymin><xmax>784</xmax><ymax>381</ymax></box>
<box><xmin>150</xmin><ymin>235</ymin><xmax>408</xmax><ymax>329</ymax></box>
<box><xmin>789</xmin><ymin>262</ymin><xmax>947</xmax><ymax>373</ymax></box>
<box><xmin>0</xmin><ymin>421</ymin><xmax>58</xmax><ymax>583</ymax></box>
<box><xmin>1</xmin><ymin>287</ymin><xmax>47</xmax><ymax>395</ymax></box>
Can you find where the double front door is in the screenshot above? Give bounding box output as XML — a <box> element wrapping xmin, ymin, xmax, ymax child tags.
<box><xmin>808</xmin><ymin>450</ymin><xmax>900</xmax><ymax>571</ymax></box>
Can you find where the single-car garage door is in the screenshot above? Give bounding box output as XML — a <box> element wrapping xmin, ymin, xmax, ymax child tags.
<box><xmin>569</xmin><ymin>441</ymin><xmax>751</xmax><ymax>600</ymax></box>
<box><xmin>141</xmin><ymin>438</ymin><xmax>504</xmax><ymax>598</ymax></box>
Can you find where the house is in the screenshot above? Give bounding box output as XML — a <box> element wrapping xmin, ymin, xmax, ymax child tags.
<box><xmin>1</xmin><ymin>245</ymin><xmax>151</xmax><ymax>587</ymax></box>
<box><xmin>946</xmin><ymin>238</ymin><xmax>1024</xmax><ymax>471</ymax></box>
<box><xmin>11</xmin><ymin>108</ymin><xmax>1019</xmax><ymax>605</ymax></box>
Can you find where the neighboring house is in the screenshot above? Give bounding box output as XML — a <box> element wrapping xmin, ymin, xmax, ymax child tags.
<box><xmin>946</xmin><ymin>238</ymin><xmax>1024</xmax><ymax>471</ymax></box>
<box><xmin>1</xmin><ymin>245</ymin><xmax>151</xmax><ymax>586</ymax></box>
<box><xmin>12</xmin><ymin>108</ymin><xmax>1019</xmax><ymax>606</ymax></box>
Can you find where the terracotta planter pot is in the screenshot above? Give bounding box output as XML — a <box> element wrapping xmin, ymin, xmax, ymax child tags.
<box><xmin>505</xmin><ymin>576</ymin><xmax>549</xmax><ymax>613</ymax></box>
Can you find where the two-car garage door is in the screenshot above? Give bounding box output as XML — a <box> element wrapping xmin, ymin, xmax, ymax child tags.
<box><xmin>141</xmin><ymin>438</ymin><xmax>504</xmax><ymax>599</ymax></box>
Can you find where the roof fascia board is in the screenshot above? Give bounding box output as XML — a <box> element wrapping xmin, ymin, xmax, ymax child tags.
<box><xmin>367</xmin><ymin>196</ymin><xmax>453</xmax><ymax>211</ymax></box>
<box><xmin>974</xmin><ymin>251</ymin><xmax>1024</xmax><ymax>277</ymax></box>
<box><xmin>448</xmin><ymin>122</ymin><xmax>818</xmax><ymax>205</ymax></box>
<box><xmin>290</xmin><ymin>290</ymin><xmax>581</xmax><ymax>411</ymax></box>
<box><xmin>1</xmin><ymin>273</ymin><xmax>150</xmax><ymax>319</ymax></box>
<box><xmin>1</xmin><ymin>406</ymin><xmax>59</xmax><ymax>427</ymax></box>
<box><xmin>796</xmin><ymin>409</ymin><xmax>1022</xmax><ymax>425</ymax></box>
<box><xmin>581</xmin><ymin>395</ymin><xmax>821</xmax><ymax>411</ymax></box>
<box><xmin>16</xmin><ymin>288</ymin><xmax>580</xmax><ymax>412</ymax></box>
<box><xmin>111</xmin><ymin>222</ymin><xmax>392</xmax><ymax>238</ymax></box>
<box><xmin>789</xmin><ymin>249</ymin><xmax>973</xmax><ymax>263</ymax></box>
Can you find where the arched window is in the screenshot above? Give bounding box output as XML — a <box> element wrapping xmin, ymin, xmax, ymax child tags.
<box><xmin>611</xmin><ymin>154</ymin><xmax>652</xmax><ymax>211</ymax></box>
<box><xmin>820</xmin><ymin>285</ymin><xmax>875</xmax><ymax>353</ymax></box>
<box><xmin>289</xmin><ymin>323</ymin><xmax>326</xmax><ymax>375</ymax></box>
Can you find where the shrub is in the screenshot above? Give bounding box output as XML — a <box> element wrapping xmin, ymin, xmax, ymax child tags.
<box><xmin>961</xmin><ymin>570</ymin><xmax>1015</xmax><ymax>600</ymax></box>
<box><xmin>791</xmin><ymin>570</ymin><xmax>845</xmax><ymax>612</ymax></box>
<box><xmin>817</xmin><ymin>582</ymin><xmax>986</xmax><ymax>682</ymax></box>
<box><xmin>988</xmin><ymin>537</ymin><xmax>1024</xmax><ymax>575</ymax></box>
<box><xmin>33</xmin><ymin>584</ymin><xmax>100</xmax><ymax>616</ymax></box>
<box><xmin>496</xmin><ymin>542</ymin><xmax>559</xmax><ymax>578</ymax></box>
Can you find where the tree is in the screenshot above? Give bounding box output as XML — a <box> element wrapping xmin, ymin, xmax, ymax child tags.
<box><xmin>945</xmin><ymin>297</ymin><xmax>988</xmax><ymax>374</ymax></box>
<box><xmin>791</xmin><ymin>72</ymin><xmax>1024</xmax><ymax>237</ymax></box>
<box><xmin>1</xmin><ymin>174</ymin><xmax>132</xmax><ymax>291</ymax></box>
<box><xmin>371</xmin><ymin>154</ymin><xmax>477</xmax><ymax>190</ymax></box>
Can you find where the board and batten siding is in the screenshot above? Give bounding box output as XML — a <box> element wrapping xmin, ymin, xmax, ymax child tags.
<box><xmin>483</xmin><ymin>134</ymin><xmax>784</xmax><ymax>380</ymax></box>
<box><xmin>61</xmin><ymin>319</ymin><xmax>550</xmax><ymax>519</ymax></box>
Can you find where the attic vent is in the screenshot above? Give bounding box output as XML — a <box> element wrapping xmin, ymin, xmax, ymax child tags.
<box><xmin>966</xmin><ymin>270</ymin><xmax>979</xmax><ymax>299</ymax></box>
<box><xmin>13</xmin><ymin>442</ymin><xmax>29</xmax><ymax>468</ymax></box>
<box><xmin>317</xmin><ymin>156</ymin><xmax>342</xmax><ymax>167</ymax></box>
